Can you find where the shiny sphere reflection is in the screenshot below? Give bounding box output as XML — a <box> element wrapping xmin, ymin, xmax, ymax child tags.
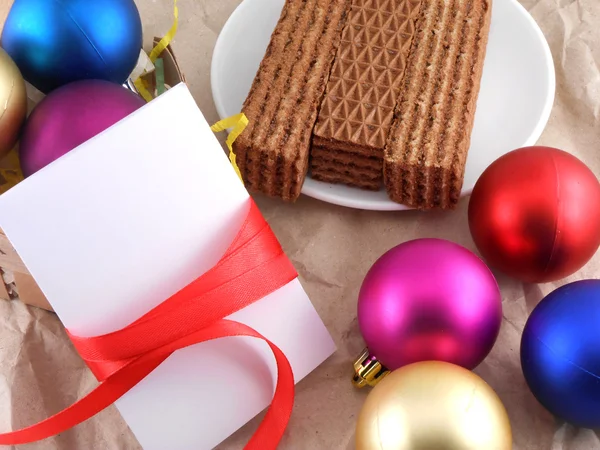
<box><xmin>521</xmin><ymin>279</ymin><xmax>600</xmax><ymax>429</ymax></box>
<box><xmin>1</xmin><ymin>0</ymin><xmax>143</xmax><ymax>93</ymax></box>
<box><xmin>356</xmin><ymin>361</ymin><xmax>512</xmax><ymax>450</ymax></box>
<box><xmin>358</xmin><ymin>238</ymin><xmax>502</xmax><ymax>371</ymax></box>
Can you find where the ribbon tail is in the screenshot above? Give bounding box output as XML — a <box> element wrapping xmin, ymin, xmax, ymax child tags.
<box><xmin>0</xmin><ymin>355</ymin><xmax>166</xmax><ymax>446</ymax></box>
<box><xmin>0</xmin><ymin>320</ymin><xmax>294</xmax><ymax>450</ymax></box>
<box><xmin>194</xmin><ymin>320</ymin><xmax>295</xmax><ymax>450</ymax></box>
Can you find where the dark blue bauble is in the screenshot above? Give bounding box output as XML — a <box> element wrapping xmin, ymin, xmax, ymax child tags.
<box><xmin>1</xmin><ymin>0</ymin><xmax>142</xmax><ymax>94</ymax></box>
<box><xmin>521</xmin><ymin>279</ymin><xmax>600</xmax><ymax>429</ymax></box>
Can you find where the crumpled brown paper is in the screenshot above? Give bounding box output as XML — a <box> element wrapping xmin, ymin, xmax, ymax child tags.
<box><xmin>1</xmin><ymin>0</ymin><xmax>600</xmax><ymax>448</ymax></box>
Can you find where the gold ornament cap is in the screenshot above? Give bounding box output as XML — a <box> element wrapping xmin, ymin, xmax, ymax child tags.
<box><xmin>352</xmin><ymin>348</ymin><xmax>390</xmax><ymax>388</ymax></box>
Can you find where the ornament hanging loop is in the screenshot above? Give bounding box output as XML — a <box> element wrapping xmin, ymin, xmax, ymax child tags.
<box><xmin>352</xmin><ymin>348</ymin><xmax>389</xmax><ymax>388</ymax></box>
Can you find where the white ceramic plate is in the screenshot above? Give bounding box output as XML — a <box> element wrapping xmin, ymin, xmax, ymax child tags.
<box><xmin>211</xmin><ymin>0</ymin><xmax>555</xmax><ymax>211</ymax></box>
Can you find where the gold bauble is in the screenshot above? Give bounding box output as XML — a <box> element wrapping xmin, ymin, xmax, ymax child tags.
<box><xmin>355</xmin><ymin>361</ymin><xmax>512</xmax><ymax>450</ymax></box>
<box><xmin>0</xmin><ymin>47</ymin><xmax>27</xmax><ymax>158</ymax></box>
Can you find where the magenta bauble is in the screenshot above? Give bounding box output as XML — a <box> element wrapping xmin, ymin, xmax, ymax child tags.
<box><xmin>19</xmin><ymin>79</ymin><xmax>146</xmax><ymax>177</ymax></box>
<box><xmin>357</xmin><ymin>238</ymin><xmax>502</xmax><ymax>376</ymax></box>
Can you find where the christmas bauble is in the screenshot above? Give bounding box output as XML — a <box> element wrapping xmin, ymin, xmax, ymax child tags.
<box><xmin>354</xmin><ymin>238</ymin><xmax>502</xmax><ymax>387</ymax></box>
<box><xmin>521</xmin><ymin>279</ymin><xmax>600</xmax><ymax>429</ymax></box>
<box><xmin>20</xmin><ymin>80</ymin><xmax>145</xmax><ymax>176</ymax></box>
<box><xmin>0</xmin><ymin>48</ymin><xmax>27</xmax><ymax>158</ymax></box>
<box><xmin>355</xmin><ymin>361</ymin><xmax>512</xmax><ymax>450</ymax></box>
<box><xmin>1</xmin><ymin>0</ymin><xmax>142</xmax><ymax>94</ymax></box>
<box><xmin>469</xmin><ymin>146</ymin><xmax>600</xmax><ymax>283</ymax></box>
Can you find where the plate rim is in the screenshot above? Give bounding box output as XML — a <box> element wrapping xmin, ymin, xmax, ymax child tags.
<box><xmin>211</xmin><ymin>0</ymin><xmax>556</xmax><ymax>212</ymax></box>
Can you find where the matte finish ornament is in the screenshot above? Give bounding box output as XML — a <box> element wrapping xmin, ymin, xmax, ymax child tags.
<box><xmin>521</xmin><ymin>279</ymin><xmax>600</xmax><ymax>429</ymax></box>
<box><xmin>19</xmin><ymin>79</ymin><xmax>145</xmax><ymax>177</ymax></box>
<box><xmin>355</xmin><ymin>361</ymin><xmax>512</xmax><ymax>450</ymax></box>
<box><xmin>469</xmin><ymin>146</ymin><xmax>600</xmax><ymax>283</ymax></box>
<box><xmin>1</xmin><ymin>0</ymin><xmax>143</xmax><ymax>94</ymax></box>
<box><xmin>354</xmin><ymin>238</ymin><xmax>502</xmax><ymax>387</ymax></box>
<box><xmin>0</xmin><ymin>48</ymin><xmax>27</xmax><ymax>158</ymax></box>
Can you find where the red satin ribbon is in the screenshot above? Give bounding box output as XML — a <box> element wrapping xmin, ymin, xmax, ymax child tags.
<box><xmin>0</xmin><ymin>199</ymin><xmax>298</xmax><ymax>449</ymax></box>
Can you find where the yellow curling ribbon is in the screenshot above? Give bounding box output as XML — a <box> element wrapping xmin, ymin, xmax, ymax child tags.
<box><xmin>135</xmin><ymin>0</ymin><xmax>179</xmax><ymax>102</ymax></box>
<box><xmin>211</xmin><ymin>113</ymin><xmax>248</xmax><ymax>183</ymax></box>
<box><xmin>134</xmin><ymin>78</ymin><xmax>153</xmax><ymax>102</ymax></box>
<box><xmin>149</xmin><ymin>0</ymin><xmax>179</xmax><ymax>64</ymax></box>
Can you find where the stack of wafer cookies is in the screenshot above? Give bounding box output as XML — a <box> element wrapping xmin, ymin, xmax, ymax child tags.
<box><xmin>235</xmin><ymin>0</ymin><xmax>492</xmax><ymax>209</ymax></box>
<box><xmin>311</xmin><ymin>0</ymin><xmax>423</xmax><ymax>191</ymax></box>
<box><xmin>384</xmin><ymin>0</ymin><xmax>492</xmax><ymax>209</ymax></box>
<box><xmin>232</xmin><ymin>0</ymin><xmax>350</xmax><ymax>202</ymax></box>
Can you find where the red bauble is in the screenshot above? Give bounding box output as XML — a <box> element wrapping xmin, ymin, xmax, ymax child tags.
<box><xmin>468</xmin><ymin>146</ymin><xmax>600</xmax><ymax>283</ymax></box>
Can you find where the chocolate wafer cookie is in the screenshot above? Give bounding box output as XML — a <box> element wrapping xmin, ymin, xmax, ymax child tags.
<box><xmin>311</xmin><ymin>168</ymin><xmax>381</xmax><ymax>190</ymax></box>
<box><xmin>384</xmin><ymin>0</ymin><xmax>492</xmax><ymax>209</ymax></box>
<box><xmin>311</xmin><ymin>145</ymin><xmax>382</xmax><ymax>190</ymax></box>
<box><xmin>233</xmin><ymin>0</ymin><xmax>350</xmax><ymax>201</ymax></box>
<box><xmin>311</xmin><ymin>0</ymin><xmax>424</xmax><ymax>189</ymax></box>
<box><xmin>311</xmin><ymin>146</ymin><xmax>382</xmax><ymax>171</ymax></box>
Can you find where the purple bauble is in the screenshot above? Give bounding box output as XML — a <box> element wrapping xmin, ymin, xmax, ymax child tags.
<box><xmin>20</xmin><ymin>79</ymin><xmax>146</xmax><ymax>177</ymax></box>
<box><xmin>358</xmin><ymin>238</ymin><xmax>502</xmax><ymax>371</ymax></box>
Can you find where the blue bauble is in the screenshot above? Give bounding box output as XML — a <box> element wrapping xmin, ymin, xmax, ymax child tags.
<box><xmin>521</xmin><ymin>279</ymin><xmax>600</xmax><ymax>429</ymax></box>
<box><xmin>1</xmin><ymin>0</ymin><xmax>142</xmax><ymax>94</ymax></box>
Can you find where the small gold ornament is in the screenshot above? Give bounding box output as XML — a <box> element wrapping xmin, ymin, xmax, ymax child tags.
<box><xmin>355</xmin><ymin>361</ymin><xmax>512</xmax><ymax>450</ymax></box>
<box><xmin>0</xmin><ymin>48</ymin><xmax>27</xmax><ymax>158</ymax></box>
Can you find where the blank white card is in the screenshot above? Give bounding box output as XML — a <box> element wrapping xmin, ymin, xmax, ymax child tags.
<box><xmin>0</xmin><ymin>83</ymin><xmax>336</xmax><ymax>450</ymax></box>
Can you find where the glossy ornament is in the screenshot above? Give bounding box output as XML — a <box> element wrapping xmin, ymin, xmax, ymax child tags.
<box><xmin>355</xmin><ymin>361</ymin><xmax>512</xmax><ymax>450</ymax></box>
<box><xmin>469</xmin><ymin>146</ymin><xmax>600</xmax><ymax>283</ymax></box>
<box><xmin>20</xmin><ymin>80</ymin><xmax>145</xmax><ymax>177</ymax></box>
<box><xmin>0</xmin><ymin>48</ymin><xmax>27</xmax><ymax>158</ymax></box>
<box><xmin>1</xmin><ymin>0</ymin><xmax>143</xmax><ymax>94</ymax></box>
<box><xmin>354</xmin><ymin>238</ymin><xmax>502</xmax><ymax>387</ymax></box>
<box><xmin>521</xmin><ymin>279</ymin><xmax>600</xmax><ymax>429</ymax></box>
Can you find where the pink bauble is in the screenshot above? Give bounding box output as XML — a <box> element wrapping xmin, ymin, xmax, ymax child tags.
<box><xmin>358</xmin><ymin>238</ymin><xmax>502</xmax><ymax>371</ymax></box>
<box><xmin>19</xmin><ymin>79</ymin><xmax>146</xmax><ymax>177</ymax></box>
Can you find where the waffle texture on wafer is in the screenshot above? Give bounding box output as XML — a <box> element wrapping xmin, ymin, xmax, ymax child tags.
<box><xmin>384</xmin><ymin>0</ymin><xmax>492</xmax><ymax>209</ymax></box>
<box><xmin>311</xmin><ymin>0</ymin><xmax>424</xmax><ymax>189</ymax></box>
<box><xmin>233</xmin><ymin>0</ymin><xmax>351</xmax><ymax>201</ymax></box>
